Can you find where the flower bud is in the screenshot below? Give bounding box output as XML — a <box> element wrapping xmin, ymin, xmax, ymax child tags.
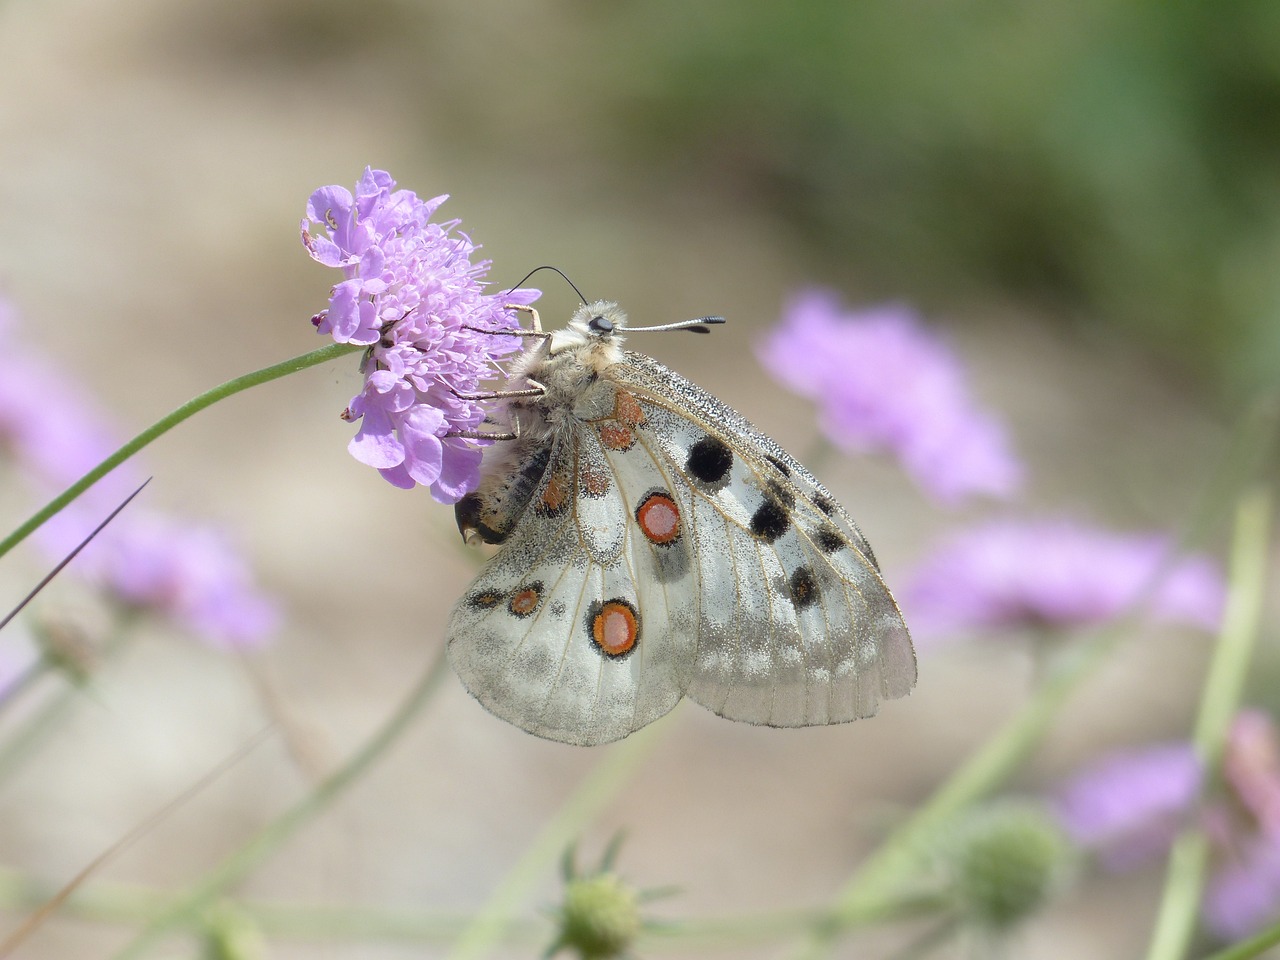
<box><xmin>550</xmin><ymin>871</ymin><xmax>641</xmax><ymax>959</ymax></box>
<box><xmin>939</xmin><ymin>802</ymin><xmax>1074</xmax><ymax>931</ymax></box>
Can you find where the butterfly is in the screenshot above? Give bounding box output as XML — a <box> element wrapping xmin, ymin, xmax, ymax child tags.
<box><xmin>446</xmin><ymin>300</ymin><xmax>915</xmax><ymax>746</ymax></box>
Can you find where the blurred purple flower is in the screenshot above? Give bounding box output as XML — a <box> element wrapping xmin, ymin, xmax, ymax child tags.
<box><xmin>1054</xmin><ymin>711</ymin><xmax>1280</xmax><ymax>941</ymax></box>
<box><xmin>0</xmin><ymin>299</ymin><xmax>125</xmax><ymax>489</ymax></box>
<box><xmin>756</xmin><ymin>289</ymin><xmax>1022</xmax><ymax>506</ymax></box>
<box><xmin>901</xmin><ymin>518</ymin><xmax>1225</xmax><ymax>643</ymax></box>
<box><xmin>302</xmin><ymin>168</ymin><xmax>539</xmax><ymax>502</ymax></box>
<box><xmin>1054</xmin><ymin>743</ymin><xmax>1201</xmax><ymax>870</ymax></box>
<box><xmin>1</xmin><ymin>296</ymin><xmax>278</xmax><ymax>648</ymax></box>
<box><xmin>30</xmin><ymin>504</ymin><xmax>278</xmax><ymax>649</ymax></box>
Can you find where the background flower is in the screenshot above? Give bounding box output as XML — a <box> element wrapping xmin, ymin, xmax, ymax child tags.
<box><xmin>901</xmin><ymin>518</ymin><xmax>1226</xmax><ymax>644</ymax></box>
<box><xmin>302</xmin><ymin>168</ymin><xmax>539</xmax><ymax>502</ymax></box>
<box><xmin>757</xmin><ymin>289</ymin><xmax>1023</xmax><ymax>506</ymax></box>
<box><xmin>0</xmin><ymin>297</ymin><xmax>278</xmax><ymax>648</ymax></box>
<box><xmin>1054</xmin><ymin>711</ymin><xmax>1280</xmax><ymax>940</ymax></box>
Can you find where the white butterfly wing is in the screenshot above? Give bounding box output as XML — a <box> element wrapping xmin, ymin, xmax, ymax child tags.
<box><xmin>613</xmin><ymin>352</ymin><xmax>916</xmax><ymax>726</ymax></box>
<box><xmin>446</xmin><ymin>350</ymin><xmax>915</xmax><ymax>745</ymax></box>
<box><xmin>446</xmin><ymin>429</ymin><xmax>698</xmax><ymax>746</ymax></box>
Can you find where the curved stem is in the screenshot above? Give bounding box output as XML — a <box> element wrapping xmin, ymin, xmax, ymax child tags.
<box><xmin>0</xmin><ymin>342</ymin><xmax>363</xmax><ymax>561</ymax></box>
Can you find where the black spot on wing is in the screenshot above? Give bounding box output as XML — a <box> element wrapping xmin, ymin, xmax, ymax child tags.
<box><xmin>750</xmin><ymin>496</ymin><xmax>790</xmax><ymax>542</ymax></box>
<box><xmin>813</xmin><ymin>493</ymin><xmax>837</xmax><ymax>517</ymax></box>
<box><xmin>788</xmin><ymin>566</ymin><xmax>820</xmax><ymax>609</ymax></box>
<box><xmin>687</xmin><ymin>436</ymin><xmax>733</xmax><ymax>485</ymax></box>
<box><xmin>765</xmin><ymin>454</ymin><xmax>791</xmax><ymax>477</ymax></box>
<box><xmin>816</xmin><ymin>527</ymin><xmax>846</xmax><ymax>554</ymax></box>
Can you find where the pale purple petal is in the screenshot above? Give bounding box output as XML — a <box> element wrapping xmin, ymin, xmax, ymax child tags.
<box><xmin>901</xmin><ymin>518</ymin><xmax>1226</xmax><ymax>642</ymax></box>
<box><xmin>758</xmin><ymin>291</ymin><xmax>1023</xmax><ymax>506</ymax></box>
<box><xmin>1054</xmin><ymin>743</ymin><xmax>1201</xmax><ymax>870</ymax></box>
<box><xmin>301</xmin><ymin>168</ymin><xmax>540</xmax><ymax>503</ymax></box>
<box><xmin>1204</xmin><ymin>834</ymin><xmax>1280</xmax><ymax>940</ymax></box>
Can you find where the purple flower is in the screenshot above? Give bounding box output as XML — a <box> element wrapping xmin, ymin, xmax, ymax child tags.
<box><xmin>0</xmin><ymin>296</ymin><xmax>278</xmax><ymax>648</ymax></box>
<box><xmin>1203</xmin><ymin>835</ymin><xmax>1280</xmax><ymax>940</ymax></box>
<box><xmin>302</xmin><ymin>168</ymin><xmax>538</xmax><ymax>503</ymax></box>
<box><xmin>31</xmin><ymin>504</ymin><xmax>279</xmax><ymax>649</ymax></box>
<box><xmin>756</xmin><ymin>289</ymin><xmax>1023</xmax><ymax>506</ymax></box>
<box><xmin>901</xmin><ymin>518</ymin><xmax>1226</xmax><ymax>643</ymax></box>
<box><xmin>1054</xmin><ymin>743</ymin><xmax>1201</xmax><ymax>870</ymax></box>
<box><xmin>0</xmin><ymin>299</ymin><xmax>124</xmax><ymax>489</ymax></box>
<box><xmin>1054</xmin><ymin>712</ymin><xmax>1280</xmax><ymax>941</ymax></box>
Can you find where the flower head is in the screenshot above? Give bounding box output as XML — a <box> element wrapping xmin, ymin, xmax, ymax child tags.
<box><xmin>302</xmin><ymin>168</ymin><xmax>538</xmax><ymax>502</ymax></box>
<box><xmin>757</xmin><ymin>289</ymin><xmax>1022</xmax><ymax>506</ymax></box>
<box><xmin>936</xmin><ymin>802</ymin><xmax>1074</xmax><ymax>932</ymax></box>
<box><xmin>1053</xmin><ymin>712</ymin><xmax>1280</xmax><ymax>941</ymax></box>
<box><xmin>901</xmin><ymin>518</ymin><xmax>1225</xmax><ymax>643</ymax></box>
<box><xmin>0</xmin><ymin>295</ymin><xmax>278</xmax><ymax>649</ymax></box>
<box><xmin>1054</xmin><ymin>743</ymin><xmax>1201</xmax><ymax>870</ymax></box>
<box><xmin>0</xmin><ymin>299</ymin><xmax>123</xmax><ymax>489</ymax></box>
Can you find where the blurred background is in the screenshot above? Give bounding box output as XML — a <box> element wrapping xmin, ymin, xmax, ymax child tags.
<box><xmin>0</xmin><ymin>1</ymin><xmax>1274</xmax><ymax>957</ymax></box>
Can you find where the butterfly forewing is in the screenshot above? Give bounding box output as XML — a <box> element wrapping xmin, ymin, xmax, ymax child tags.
<box><xmin>612</xmin><ymin>353</ymin><xmax>916</xmax><ymax>723</ymax></box>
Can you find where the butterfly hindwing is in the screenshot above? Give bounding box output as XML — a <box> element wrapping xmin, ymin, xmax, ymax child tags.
<box><xmin>447</xmin><ymin>427</ymin><xmax>697</xmax><ymax>746</ymax></box>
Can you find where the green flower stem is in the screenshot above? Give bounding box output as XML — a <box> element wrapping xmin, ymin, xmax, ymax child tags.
<box><xmin>1144</xmin><ymin>487</ymin><xmax>1272</xmax><ymax>960</ymax></box>
<box><xmin>1202</xmin><ymin>917</ymin><xmax>1280</xmax><ymax>960</ymax></box>
<box><xmin>0</xmin><ymin>342</ymin><xmax>363</xmax><ymax>562</ymax></box>
<box><xmin>110</xmin><ymin>644</ymin><xmax>451</xmax><ymax>960</ymax></box>
<box><xmin>446</xmin><ymin>719</ymin><xmax>669</xmax><ymax>960</ymax></box>
<box><xmin>0</xmin><ymin>859</ymin><xmax>944</xmax><ymax>950</ymax></box>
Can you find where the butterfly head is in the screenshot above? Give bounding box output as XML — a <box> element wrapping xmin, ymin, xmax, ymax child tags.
<box><xmin>567</xmin><ymin>301</ymin><xmax>628</xmax><ymax>341</ymax></box>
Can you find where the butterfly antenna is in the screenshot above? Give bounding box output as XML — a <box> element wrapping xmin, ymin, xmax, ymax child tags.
<box><xmin>505</xmin><ymin>266</ymin><xmax>589</xmax><ymax>305</ymax></box>
<box><xmin>627</xmin><ymin>315</ymin><xmax>727</xmax><ymax>335</ymax></box>
<box><xmin>0</xmin><ymin>478</ymin><xmax>151</xmax><ymax>633</ymax></box>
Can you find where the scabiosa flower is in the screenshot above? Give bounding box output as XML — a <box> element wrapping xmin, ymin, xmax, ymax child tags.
<box><xmin>0</xmin><ymin>296</ymin><xmax>278</xmax><ymax>649</ymax></box>
<box><xmin>757</xmin><ymin>289</ymin><xmax>1022</xmax><ymax>506</ymax></box>
<box><xmin>302</xmin><ymin>168</ymin><xmax>539</xmax><ymax>502</ymax></box>
<box><xmin>0</xmin><ymin>298</ymin><xmax>123</xmax><ymax>488</ymax></box>
<box><xmin>1053</xmin><ymin>711</ymin><xmax>1280</xmax><ymax>941</ymax></box>
<box><xmin>900</xmin><ymin>518</ymin><xmax>1226</xmax><ymax>644</ymax></box>
<box><xmin>1054</xmin><ymin>743</ymin><xmax>1201</xmax><ymax>870</ymax></box>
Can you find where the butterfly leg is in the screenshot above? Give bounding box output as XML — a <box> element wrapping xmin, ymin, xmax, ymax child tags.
<box><xmin>504</xmin><ymin>303</ymin><xmax>543</xmax><ymax>334</ymax></box>
<box><xmin>447</xmin><ymin>428</ymin><xmax>519</xmax><ymax>441</ymax></box>
<box><xmin>451</xmin><ymin>385</ymin><xmax>545</xmax><ymax>401</ymax></box>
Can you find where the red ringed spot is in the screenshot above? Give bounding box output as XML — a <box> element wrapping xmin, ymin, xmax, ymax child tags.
<box><xmin>635</xmin><ymin>490</ymin><xmax>681</xmax><ymax>545</ymax></box>
<box><xmin>539</xmin><ymin>471</ymin><xmax>570</xmax><ymax>514</ymax></box>
<box><xmin>599</xmin><ymin>422</ymin><xmax>635</xmax><ymax>451</ymax></box>
<box><xmin>581</xmin><ymin>467</ymin><xmax>611</xmax><ymax>498</ymax></box>
<box><xmin>613</xmin><ymin>390</ymin><xmax>646</xmax><ymax>427</ymax></box>
<box><xmin>589</xmin><ymin>598</ymin><xmax>640</xmax><ymax>658</ymax></box>
<box><xmin>508</xmin><ymin>582</ymin><xmax>543</xmax><ymax>618</ymax></box>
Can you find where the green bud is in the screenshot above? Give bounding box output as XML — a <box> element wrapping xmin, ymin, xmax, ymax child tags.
<box><xmin>551</xmin><ymin>872</ymin><xmax>642</xmax><ymax>959</ymax></box>
<box><xmin>201</xmin><ymin>902</ymin><xmax>267</xmax><ymax>960</ymax></box>
<box><xmin>939</xmin><ymin>802</ymin><xmax>1073</xmax><ymax>931</ymax></box>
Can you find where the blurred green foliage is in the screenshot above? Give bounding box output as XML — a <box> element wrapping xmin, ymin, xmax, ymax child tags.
<box><xmin>593</xmin><ymin>0</ymin><xmax>1280</xmax><ymax>401</ymax></box>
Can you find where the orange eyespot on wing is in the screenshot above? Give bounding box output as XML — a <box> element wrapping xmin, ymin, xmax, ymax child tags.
<box><xmin>599</xmin><ymin>422</ymin><xmax>636</xmax><ymax>451</ymax></box>
<box><xmin>508</xmin><ymin>582</ymin><xmax>543</xmax><ymax>618</ymax></box>
<box><xmin>538</xmin><ymin>469</ymin><xmax>571</xmax><ymax>515</ymax></box>
<box><xmin>588</xmin><ymin>598</ymin><xmax>640</xmax><ymax>658</ymax></box>
<box><xmin>613</xmin><ymin>390</ymin><xmax>646</xmax><ymax>428</ymax></box>
<box><xmin>635</xmin><ymin>490</ymin><xmax>681</xmax><ymax>545</ymax></box>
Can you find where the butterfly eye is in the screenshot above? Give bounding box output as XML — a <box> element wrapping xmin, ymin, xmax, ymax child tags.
<box><xmin>588</xmin><ymin>313</ymin><xmax>614</xmax><ymax>335</ymax></box>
